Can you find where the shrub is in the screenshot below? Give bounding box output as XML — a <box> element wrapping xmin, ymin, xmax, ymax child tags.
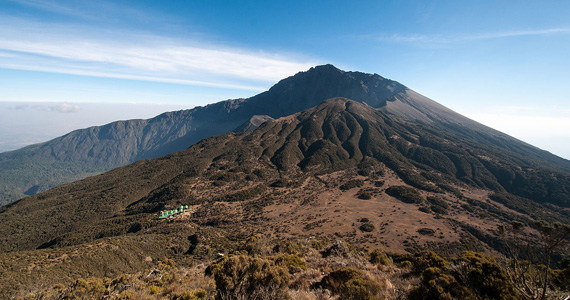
<box><xmin>426</xmin><ymin>196</ymin><xmax>449</xmax><ymax>215</ymax></box>
<box><xmin>149</xmin><ymin>285</ymin><xmax>160</xmax><ymax>295</ymax></box>
<box><xmin>69</xmin><ymin>277</ymin><xmax>107</xmax><ymax>297</ymax></box>
<box><xmin>374</xmin><ymin>181</ymin><xmax>385</xmax><ymax>187</ymax></box>
<box><xmin>409</xmin><ymin>267</ymin><xmax>476</xmax><ymax>300</ymax></box>
<box><xmin>457</xmin><ymin>251</ymin><xmax>517</xmax><ymax>300</ymax></box>
<box><xmin>370</xmin><ymin>250</ymin><xmax>391</xmax><ymax>266</ymax></box>
<box><xmin>419</xmin><ymin>206</ymin><xmax>431</xmax><ymax>213</ymax></box>
<box><xmin>385</xmin><ymin>186</ymin><xmax>423</xmax><ymax>204</ymax></box>
<box><xmin>309</xmin><ymin>239</ymin><xmax>325</xmax><ymax>250</ymax></box>
<box><xmin>320</xmin><ymin>268</ymin><xmax>384</xmax><ymax>300</ymax></box>
<box><xmin>272</xmin><ymin>240</ymin><xmax>301</xmax><ymax>255</ymax></box>
<box><xmin>427</xmin><ymin>196</ymin><xmax>449</xmax><ymax>209</ymax></box>
<box><xmin>430</xmin><ymin>205</ymin><xmax>449</xmax><ymax>215</ymax></box>
<box><xmin>273</xmin><ymin>254</ymin><xmax>307</xmax><ymax>273</ymax></box>
<box><xmin>172</xmin><ymin>289</ymin><xmax>209</xmax><ymax>300</ymax></box>
<box><xmin>358</xmin><ymin>192</ymin><xmax>372</xmax><ymax>200</ymax></box>
<box><xmin>357</xmin><ymin>159</ymin><xmax>376</xmax><ymax>177</ymax></box>
<box><xmin>553</xmin><ymin>256</ymin><xmax>570</xmax><ymax>289</ymax></box>
<box><xmin>461</xmin><ymin>203</ymin><xmax>475</xmax><ymax>213</ymax></box>
<box><xmin>359</xmin><ymin>223</ymin><xmax>375</xmax><ymax>232</ymax></box>
<box><xmin>117</xmin><ymin>291</ymin><xmax>135</xmax><ymax>300</ymax></box>
<box><xmin>210</xmin><ymin>173</ymin><xmax>240</xmax><ymax>182</ymax></box>
<box><xmin>205</xmin><ymin>255</ymin><xmax>290</xmax><ymax>300</ymax></box>
<box><xmin>241</xmin><ymin>234</ymin><xmax>266</xmax><ymax>255</ymax></box>
<box><xmin>399</xmin><ymin>260</ymin><xmax>413</xmax><ymax>268</ymax></box>
<box><xmin>340</xmin><ymin>179</ymin><xmax>365</xmax><ymax>191</ymax></box>
<box><xmin>412</xmin><ymin>251</ymin><xmax>448</xmax><ymax>274</ymax></box>
<box><xmin>552</xmin><ymin>267</ymin><xmax>570</xmax><ymax>290</ymax></box>
<box><xmin>322</xmin><ymin>240</ymin><xmax>353</xmax><ymax>258</ymax></box>
<box><xmin>417</xmin><ymin>228</ymin><xmax>435</xmax><ymax>236</ymax></box>
<box><xmin>270</xmin><ymin>179</ymin><xmax>289</xmax><ymax>187</ymax></box>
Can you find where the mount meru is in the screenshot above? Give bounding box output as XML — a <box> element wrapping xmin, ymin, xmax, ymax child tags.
<box><xmin>1</xmin><ymin>64</ymin><xmax>568</xmax><ymax>206</ymax></box>
<box><xmin>0</xmin><ymin>66</ymin><xmax>569</xmax><ymax>298</ymax></box>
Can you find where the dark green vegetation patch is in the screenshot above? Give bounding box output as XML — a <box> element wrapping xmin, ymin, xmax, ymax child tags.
<box><xmin>340</xmin><ymin>179</ymin><xmax>365</xmax><ymax>191</ymax></box>
<box><xmin>359</xmin><ymin>223</ymin><xmax>375</xmax><ymax>232</ymax></box>
<box><xmin>385</xmin><ymin>185</ymin><xmax>424</xmax><ymax>204</ymax></box>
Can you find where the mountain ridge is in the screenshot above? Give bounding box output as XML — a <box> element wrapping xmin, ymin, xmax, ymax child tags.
<box><xmin>1</xmin><ymin>64</ymin><xmax>569</xmax><ymax>206</ymax></box>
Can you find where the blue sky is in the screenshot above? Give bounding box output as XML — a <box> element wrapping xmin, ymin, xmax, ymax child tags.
<box><xmin>0</xmin><ymin>0</ymin><xmax>569</xmax><ymax>159</ymax></box>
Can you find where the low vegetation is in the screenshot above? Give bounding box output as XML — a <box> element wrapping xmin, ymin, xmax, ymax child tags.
<box><xmin>206</xmin><ymin>255</ymin><xmax>290</xmax><ymax>300</ymax></box>
<box><xmin>359</xmin><ymin>223</ymin><xmax>375</xmax><ymax>232</ymax></box>
<box><xmin>385</xmin><ymin>185</ymin><xmax>424</xmax><ymax>204</ymax></box>
<box><xmin>15</xmin><ymin>234</ymin><xmax>570</xmax><ymax>300</ymax></box>
<box><xmin>340</xmin><ymin>179</ymin><xmax>365</xmax><ymax>191</ymax></box>
<box><xmin>320</xmin><ymin>267</ymin><xmax>386</xmax><ymax>300</ymax></box>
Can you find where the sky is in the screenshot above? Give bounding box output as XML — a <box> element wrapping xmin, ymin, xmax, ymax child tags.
<box><xmin>0</xmin><ymin>0</ymin><xmax>569</xmax><ymax>159</ymax></box>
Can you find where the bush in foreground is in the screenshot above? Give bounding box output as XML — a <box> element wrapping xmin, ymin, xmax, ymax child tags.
<box><xmin>409</xmin><ymin>267</ymin><xmax>476</xmax><ymax>300</ymax></box>
<box><xmin>320</xmin><ymin>267</ymin><xmax>385</xmax><ymax>300</ymax></box>
<box><xmin>205</xmin><ymin>255</ymin><xmax>290</xmax><ymax>300</ymax></box>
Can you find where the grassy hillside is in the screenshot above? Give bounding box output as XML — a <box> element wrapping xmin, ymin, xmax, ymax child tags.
<box><xmin>1</xmin><ymin>98</ymin><xmax>570</xmax><ymax>298</ymax></box>
<box><xmin>1</xmin><ymin>98</ymin><xmax>567</xmax><ymax>250</ymax></box>
<box><xmin>7</xmin><ymin>234</ymin><xmax>570</xmax><ymax>299</ymax></box>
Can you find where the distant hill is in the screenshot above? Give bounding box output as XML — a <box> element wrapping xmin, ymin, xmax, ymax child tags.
<box><xmin>1</xmin><ymin>64</ymin><xmax>569</xmax><ymax>206</ymax></box>
<box><xmin>1</xmin><ymin>98</ymin><xmax>569</xmax><ymax>296</ymax></box>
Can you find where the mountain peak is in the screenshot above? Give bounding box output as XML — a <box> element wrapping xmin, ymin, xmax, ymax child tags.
<box><xmin>250</xmin><ymin>64</ymin><xmax>407</xmax><ymax>118</ymax></box>
<box><xmin>308</xmin><ymin>63</ymin><xmax>344</xmax><ymax>73</ymax></box>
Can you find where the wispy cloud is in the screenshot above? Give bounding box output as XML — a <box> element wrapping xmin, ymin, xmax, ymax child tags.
<box><xmin>0</xmin><ymin>11</ymin><xmax>318</xmax><ymax>91</ymax></box>
<box><xmin>10</xmin><ymin>103</ymin><xmax>81</xmax><ymax>113</ymax></box>
<box><xmin>51</xmin><ymin>103</ymin><xmax>81</xmax><ymax>113</ymax></box>
<box><xmin>371</xmin><ymin>27</ymin><xmax>570</xmax><ymax>46</ymax></box>
<box><xmin>8</xmin><ymin>0</ymin><xmax>92</xmax><ymax>19</ymax></box>
<box><xmin>6</xmin><ymin>0</ymin><xmax>172</xmax><ymax>26</ymax></box>
<box><xmin>465</xmin><ymin>28</ymin><xmax>570</xmax><ymax>40</ymax></box>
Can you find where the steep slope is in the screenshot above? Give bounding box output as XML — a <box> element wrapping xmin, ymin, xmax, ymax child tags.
<box><xmin>1</xmin><ymin>98</ymin><xmax>569</xmax><ymax>296</ymax></box>
<box><xmin>1</xmin><ymin>98</ymin><xmax>569</xmax><ymax>252</ymax></box>
<box><xmin>1</xmin><ymin>65</ymin><xmax>569</xmax><ymax>206</ymax></box>
<box><xmin>0</xmin><ymin>65</ymin><xmax>406</xmax><ymax>205</ymax></box>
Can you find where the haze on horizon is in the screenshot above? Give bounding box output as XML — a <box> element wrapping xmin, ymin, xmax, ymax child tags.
<box><xmin>0</xmin><ymin>0</ymin><xmax>569</xmax><ymax>160</ymax></box>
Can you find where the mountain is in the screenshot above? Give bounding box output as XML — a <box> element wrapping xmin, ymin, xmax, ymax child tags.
<box><xmin>1</xmin><ymin>64</ymin><xmax>569</xmax><ymax>207</ymax></box>
<box><xmin>1</xmin><ymin>98</ymin><xmax>569</xmax><ymax>296</ymax></box>
<box><xmin>2</xmin><ymin>97</ymin><xmax>568</xmax><ymax>251</ymax></box>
